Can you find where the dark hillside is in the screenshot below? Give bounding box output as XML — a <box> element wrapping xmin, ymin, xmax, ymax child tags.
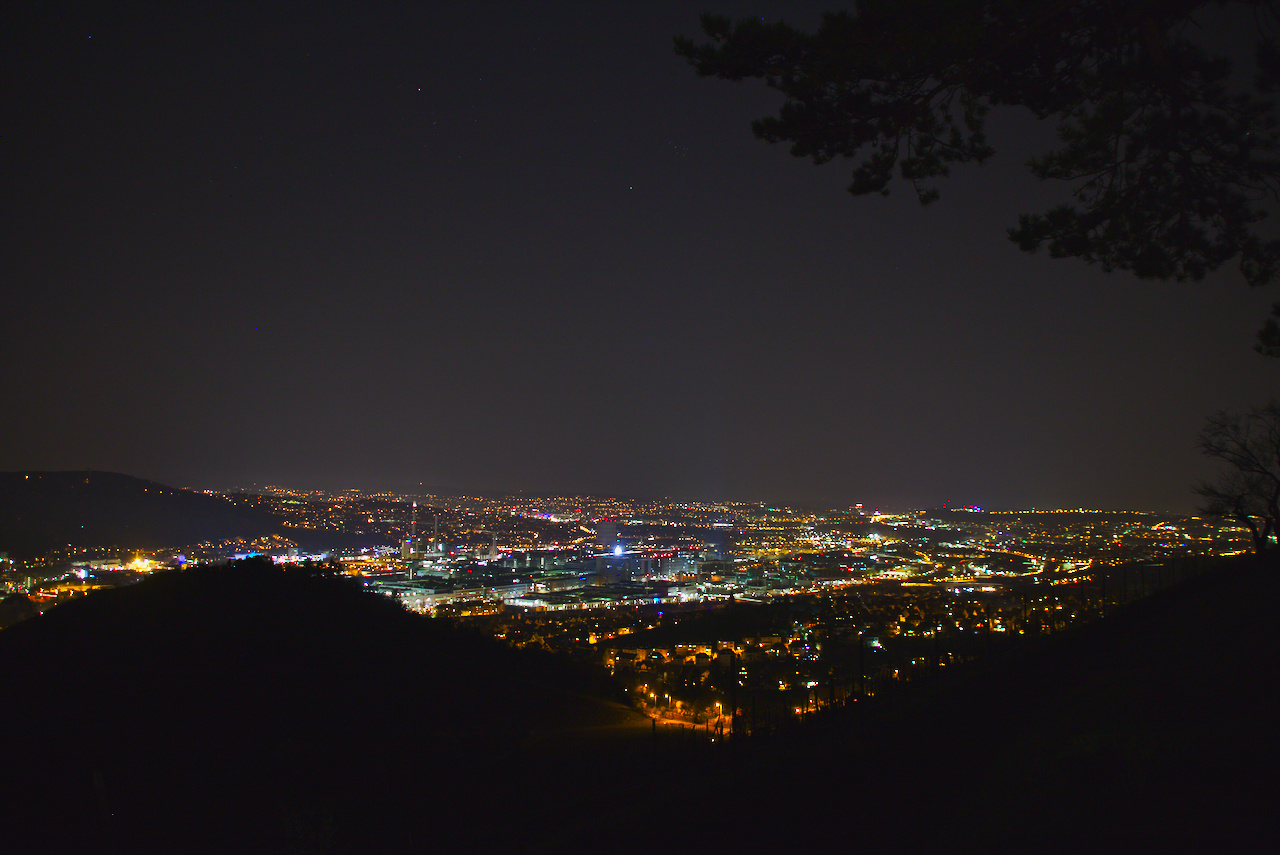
<box><xmin>4</xmin><ymin>553</ymin><xmax>1276</xmax><ymax>853</ymax></box>
<box><xmin>0</xmin><ymin>559</ymin><xmax>639</xmax><ymax>853</ymax></box>
<box><xmin>0</xmin><ymin>471</ymin><xmax>281</xmax><ymax>557</ymax></box>
<box><xmin>706</xmin><ymin>553</ymin><xmax>1280</xmax><ymax>852</ymax></box>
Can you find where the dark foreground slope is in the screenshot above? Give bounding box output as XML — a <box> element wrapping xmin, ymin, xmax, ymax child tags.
<box><xmin>4</xmin><ymin>554</ymin><xmax>1277</xmax><ymax>853</ymax></box>
<box><xmin>534</xmin><ymin>553</ymin><xmax>1279</xmax><ymax>853</ymax></box>
<box><xmin>0</xmin><ymin>560</ymin><xmax>641</xmax><ymax>853</ymax></box>
<box><xmin>703</xmin><ymin>553</ymin><xmax>1280</xmax><ymax>853</ymax></box>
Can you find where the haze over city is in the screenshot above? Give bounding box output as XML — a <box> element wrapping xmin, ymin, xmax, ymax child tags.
<box><xmin>7</xmin><ymin>1</ymin><xmax>1276</xmax><ymax>511</ymax></box>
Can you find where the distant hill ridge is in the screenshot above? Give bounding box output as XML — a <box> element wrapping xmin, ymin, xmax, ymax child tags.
<box><xmin>0</xmin><ymin>470</ymin><xmax>281</xmax><ymax>558</ymax></box>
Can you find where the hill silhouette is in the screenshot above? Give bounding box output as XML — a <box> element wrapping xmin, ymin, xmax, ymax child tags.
<box><xmin>0</xmin><ymin>559</ymin><xmax>641</xmax><ymax>853</ymax></box>
<box><xmin>3</xmin><ymin>554</ymin><xmax>1275</xmax><ymax>853</ymax></box>
<box><xmin>684</xmin><ymin>553</ymin><xmax>1280</xmax><ymax>853</ymax></box>
<box><xmin>0</xmin><ymin>471</ymin><xmax>285</xmax><ymax>558</ymax></box>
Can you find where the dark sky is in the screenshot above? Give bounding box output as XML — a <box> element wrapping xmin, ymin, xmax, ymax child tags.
<box><xmin>6</xmin><ymin>1</ymin><xmax>1277</xmax><ymax>511</ymax></box>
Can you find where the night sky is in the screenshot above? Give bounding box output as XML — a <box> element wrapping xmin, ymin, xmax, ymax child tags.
<box><xmin>6</xmin><ymin>1</ymin><xmax>1277</xmax><ymax>511</ymax></box>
